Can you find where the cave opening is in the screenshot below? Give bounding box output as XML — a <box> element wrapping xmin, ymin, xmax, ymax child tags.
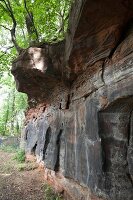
<box><xmin>31</xmin><ymin>142</ymin><xmax>37</xmax><ymax>155</ymax></box>
<box><xmin>43</xmin><ymin>127</ymin><xmax>52</xmax><ymax>160</ymax></box>
<box><xmin>55</xmin><ymin>129</ymin><xmax>63</xmax><ymax>172</ymax></box>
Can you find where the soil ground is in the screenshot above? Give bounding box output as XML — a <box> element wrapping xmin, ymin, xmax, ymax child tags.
<box><xmin>0</xmin><ymin>150</ymin><xmax>45</xmax><ymax>200</ymax></box>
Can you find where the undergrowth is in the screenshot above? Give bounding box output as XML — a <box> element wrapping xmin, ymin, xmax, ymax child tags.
<box><xmin>44</xmin><ymin>184</ymin><xmax>63</xmax><ymax>200</ymax></box>
<box><xmin>0</xmin><ymin>144</ymin><xmax>39</xmax><ymax>172</ymax></box>
<box><xmin>17</xmin><ymin>162</ymin><xmax>38</xmax><ymax>171</ymax></box>
<box><xmin>0</xmin><ymin>144</ymin><xmax>25</xmax><ymax>163</ymax></box>
<box><xmin>13</xmin><ymin>149</ymin><xmax>25</xmax><ymax>163</ymax></box>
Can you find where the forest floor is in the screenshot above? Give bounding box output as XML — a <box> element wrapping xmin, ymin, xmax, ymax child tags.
<box><xmin>0</xmin><ymin>149</ymin><xmax>60</xmax><ymax>200</ymax></box>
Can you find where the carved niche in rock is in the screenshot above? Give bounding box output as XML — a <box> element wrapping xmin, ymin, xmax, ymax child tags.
<box><xmin>99</xmin><ymin>96</ymin><xmax>133</xmax><ymax>199</ymax></box>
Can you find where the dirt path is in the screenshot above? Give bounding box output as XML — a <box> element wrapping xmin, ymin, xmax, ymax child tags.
<box><xmin>0</xmin><ymin>150</ymin><xmax>45</xmax><ymax>200</ymax></box>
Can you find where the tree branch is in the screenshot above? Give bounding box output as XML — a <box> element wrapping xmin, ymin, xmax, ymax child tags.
<box><xmin>24</xmin><ymin>0</ymin><xmax>39</xmax><ymax>43</ymax></box>
<box><xmin>0</xmin><ymin>24</ymin><xmax>11</xmax><ymax>31</ymax></box>
<box><xmin>1</xmin><ymin>0</ymin><xmax>22</xmax><ymax>53</ymax></box>
<box><xmin>21</xmin><ymin>28</ymin><xmax>26</xmax><ymax>42</ymax></box>
<box><xmin>0</xmin><ymin>1</ymin><xmax>8</xmax><ymax>13</ymax></box>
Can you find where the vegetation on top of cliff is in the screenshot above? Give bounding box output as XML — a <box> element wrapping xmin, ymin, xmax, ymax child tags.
<box><xmin>0</xmin><ymin>0</ymin><xmax>72</xmax><ymax>54</ymax></box>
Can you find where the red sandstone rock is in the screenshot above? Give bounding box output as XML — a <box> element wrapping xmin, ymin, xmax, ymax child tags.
<box><xmin>12</xmin><ymin>0</ymin><xmax>133</xmax><ymax>199</ymax></box>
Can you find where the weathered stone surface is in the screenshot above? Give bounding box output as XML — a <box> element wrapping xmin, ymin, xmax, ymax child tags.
<box><xmin>12</xmin><ymin>0</ymin><xmax>133</xmax><ymax>199</ymax></box>
<box><xmin>99</xmin><ymin>97</ymin><xmax>133</xmax><ymax>199</ymax></box>
<box><xmin>11</xmin><ymin>43</ymin><xmax>66</xmax><ymax>100</ymax></box>
<box><xmin>127</xmin><ymin>111</ymin><xmax>133</xmax><ymax>179</ymax></box>
<box><xmin>67</xmin><ymin>0</ymin><xmax>133</xmax><ymax>80</ymax></box>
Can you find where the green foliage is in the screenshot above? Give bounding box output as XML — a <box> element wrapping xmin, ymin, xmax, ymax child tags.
<box><xmin>0</xmin><ymin>144</ymin><xmax>25</xmax><ymax>163</ymax></box>
<box><xmin>14</xmin><ymin>149</ymin><xmax>25</xmax><ymax>163</ymax></box>
<box><xmin>17</xmin><ymin>163</ymin><xmax>28</xmax><ymax>171</ymax></box>
<box><xmin>0</xmin><ymin>71</ymin><xmax>28</xmax><ymax>136</ymax></box>
<box><xmin>44</xmin><ymin>184</ymin><xmax>63</xmax><ymax>200</ymax></box>
<box><xmin>0</xmin><ymin>0</ymin><xmax>72</xmax><ymax>49</ymax></box>
<box><xmin>0</xmin><ymin>49</ymin><xmax>16</xmax><ymax>76</ymax></box>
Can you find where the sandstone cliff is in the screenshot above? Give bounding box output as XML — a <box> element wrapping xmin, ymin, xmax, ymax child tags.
<box><xmin>11</xmin><ymin>0</ymin><xmax>133</xmax><ymax>199</ymax></box>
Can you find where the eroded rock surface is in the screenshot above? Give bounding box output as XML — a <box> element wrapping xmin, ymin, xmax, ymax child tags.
<box><xmin>12</xmin><ymin>0</ymin><xmax>133</xmax><ymax>199</ymax></box>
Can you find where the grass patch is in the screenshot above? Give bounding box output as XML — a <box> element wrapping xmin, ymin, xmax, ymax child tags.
<box><xmin>13</xmin><ymin>149</ymin><xmax>25</xmax><ymax>163</ymax></box>
<box><xmin>17</xmin><ymin>162</ymin><xmax>38</xmax><ymax>171</ymax></box>
<box><xmin>0</xmin><ymin>144</ymin><xmax>25</xmax><ymax>163</ymax></box>
<box><xmin>44</xmin><ymin>184</ymin><xmax>63</xmax><ymax>200</ymax></box>
<box><xmin>0</xmin><ymin>145</ymin><xmax>26</xmax><ymax>173</ymax></box>
<box><xmin>0</xmin><ymin>144</ymin><xmax>38</xmax><ymax>173</ymax></box>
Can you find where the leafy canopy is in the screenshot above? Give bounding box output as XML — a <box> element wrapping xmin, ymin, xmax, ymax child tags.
<box><xmin>0</xmin><ymin>0</ymin><xmax>72</xmax><ymax>54</ymax></box>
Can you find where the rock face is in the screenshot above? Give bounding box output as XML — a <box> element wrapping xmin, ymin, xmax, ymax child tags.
<box><xmin>12</xmin><ymin>0</ymin><xmax>133</xmax><ymax>199</ymax></box>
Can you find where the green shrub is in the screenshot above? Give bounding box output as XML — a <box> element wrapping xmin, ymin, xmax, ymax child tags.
<box><xmin>14</xmin><ymin>149</ymin><xmax>25</xmax><ymax>163</ymax></box>
<box><xmin>17</xmin><ymin>163</ymin><xmax>25</xmax><ymax>171</ymax></box>
<box><xmin>44</xmin><ymin>184</ymin><xmax>63</xmax><ymax>200</ymax></box>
